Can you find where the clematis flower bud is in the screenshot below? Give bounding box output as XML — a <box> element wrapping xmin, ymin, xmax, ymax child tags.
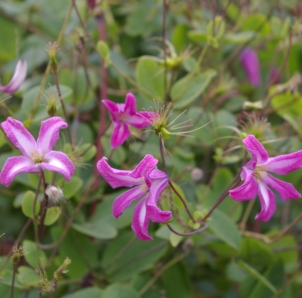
<box><xmin>240</xmin><ymin>48</ymin><xmax>261</xmax><ymax>87</ymax></box>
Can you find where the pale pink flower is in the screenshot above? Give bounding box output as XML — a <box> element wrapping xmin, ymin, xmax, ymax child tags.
<box><xmin>0</xmin><ymin>117</ymin><xmax>75</xmax><ymax>186</ymax></box>
<box><xmin>0</xmin><ymin>60</ymin><xmax>27</xmax><ymax>93</ymax></box>
<box><xmin>97</xmin><ymin>154</ymin><xmax>171</xmax><ymax>240</ymax></box>
<box><xmin>229</xmin><ymin>135</ymin><xmax>302</xmax><ymax>221</ymax></box>
<box><xmin>102</xmin><ymin>93</ymin><xmax>156</xmax><ymax>148</ymax></box>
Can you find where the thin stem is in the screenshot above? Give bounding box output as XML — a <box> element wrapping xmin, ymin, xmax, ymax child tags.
<box><xmin>10</xmin><ymin>263</ymin><xmax>17</xmax><ymax>298</ymax></box>
<box><xmin>162</xmin><ymin>0</ymin><xmax>168</xmax><ymax>102</ymax></box>
<box><xmin>158</xmin><ymin>136</ymin><xmax>196</xmax><ymax>223</ymax></box>
<box><xmin>38</xmin><ymin>172</ymin><xmax>48</xmax><ymax>240</ymax></box>
<box><xmin>201</xmin><ymin>175</ymin><xmax>242</xmax><ymax>222</ymax></box>
<box><xmin>53</xmin><ymin>71</ymin><xmax>73</xmax><ymax>146</ymax></box>
<box><xmin>32</xmin><ymin>175</ymin><xmax>42</xmax><ymax>224</ymax></box>
<box><xmin>239</xmin><ymin>199</ymin><xmax>256</xmax><ymax>232</ymax></box>
<box><xmin>51</xmin><ymin>279</ymin><xmax>58</xmax><ymax>298</ymax></box>
<box><xmin>167</xmin><ymin>223</ymin><xmax>208</xmax><ymax>237</ymax></box>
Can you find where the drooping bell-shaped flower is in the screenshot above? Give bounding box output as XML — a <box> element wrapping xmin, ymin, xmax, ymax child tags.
<box><xmin>97</xmin><ymin>154</ymin><xmax>172</xmax><ymax>240</ymax></box>
<box><xmin>229</xmin><ymin>135</ymin><xmax>302</xmax><ymax>221</ymax></box>
<box><xmin>0</xmin><ymin>117</ymin><xmax>75</xmax><ymax>187</ymax></box>
<box><xmin>102</xmin><ymin>93</ymin><xmax>156</xmax><ymax>149</ymax></box>
<box><xmin>0</xmin><ymin>60</ymin><xmax>27</xmax><ymax>94</ymax></box>
<box><xmin>240</xmin><ymin>49</ymin><xmax>261</xmax><ymax>87</ymax></box>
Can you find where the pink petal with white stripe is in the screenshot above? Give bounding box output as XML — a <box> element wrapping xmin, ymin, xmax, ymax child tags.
<box><xmin>243</xmin><ymin>135</ymin><xmax>268</xmax><ymax>167</ymax></box>
<box><xmin>124</xmin><ymin>93</ymin><xmax>136</xmax><ymax>115</ymax></box>
<box><xmin>0</xmin><ymin>156</ymin><xmax>37</xmax><ymax>186</ymax></box>
<box><xmin>37</xmin><ymin>117</ymin><xmax>68</xmax><ymax>154</ymax></box>
<box><xmin>229</xmin><ymin>167</ymin><xmax>258</xmax><ymax>201</ymax></box>
<box><xmin>131</xmin><ymin>198</ymin><xmax>152</xmax><ymax>241</ymax></box>
<box><xmin>1</xmin><ymin>117</ymin><xmax>37</xmax><ymax>157</ymax></box>
<box><xmin>130</xmin><ymin>154</ymin><xmax>158</xmax><ymax>180</ymax></box>
<box><xmin>0</xmin><ymin>60</ymin><xmax>27</xmax><ymax>93</ymax></box>
<box><xmin>112</xmin><ymin>185</ymin><xmax>147</xmax><ymax>218</ymax></box>
<box><xmin>42</xmin><ymin>151</ymin><xmax>75</xmax><ymax>181</ymax></box>
<box><xmin>255</xmin><ymin>183</ymin><xmax>276</xmax><ymax>221</ymax></box>
<box><xmin>96</xmin><ymin>157</ymin><xmax>140</xmax><ymax>188</ymax></box>
<box><xmin>111</xmin><ymin>122</ymin><xmax>131</xmax><ymax>148</ymax></box>
<box><xmin>263</xmin><ymin>174</ymin><xmax>301</xmax><ymax>201</ymax></box>
<box><xmin>264</xmin><ymin>151</ymin><xmax>302</xmax><ymax>175</ymax></box>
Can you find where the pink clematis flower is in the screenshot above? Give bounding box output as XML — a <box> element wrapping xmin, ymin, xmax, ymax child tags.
<box><xmin>102</xmin><ymin>93</ymin><xmax>156</xmax><ymax>149</ymax></box>
<box><xmin>97</xmin><ymin>154</ymin><xmax>172</xmax><ymax>240</ymax></box>
<box><xmin>0</xmin><ymin>117</ymin><xmax>75</xmax><ymax>187</ymax></box>
<box><xmin>229</xmin><ymin>135</ymin><xmax>302</xmax><ymax>221</ymax></box>
<box><xmin>240</xmin><ymin>49</ymin><xmax>261</xmax><ymax>87</ymax></box>
<box><xmin>0</xmin><ymin>60</ymin><xmax>27</xmax><ymax>94</ymax></box>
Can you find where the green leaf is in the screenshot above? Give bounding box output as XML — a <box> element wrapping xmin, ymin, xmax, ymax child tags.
<box><xmin>23</xmin><ymin>240</ymin><xmax>47</xmax><ymax>268</ymax></box>
<box><xmin>224</xmin><ymin>32</ymin><xmax>255</xmax><ymax>44</ymax></box>
<box><xmin>62</xmin><ymin>287</ymin><xmax>103</xmax><ymax>298</ymax></box>
<box><xmin>206</xmin><ymin>16</ymin><xmax>225</xmax><ymax>39</ymax></box>
<box><xmin>79</xmin><ymin>144</ymin><xmax>96</xmax><ymax>162</ymax></box>
<box><xmin>17</xmin><ymin>266</ymin><xmax>40</xmax><ymax>287</ymax></box>
<box><xmin>21</xmin><ymin>191</ymin><xmax>40</xmax><ymax>218</ymax></box>
<box><xmin>171</xmin><ymin>70</ymin><xmax>216</xmax><ymax>108</ymax></box>
<box><xmin>97</xmin><ymin>40</ymin><xmax>111</xmax><ymax>67</ymax></box>
<box><xmin>207</xmin><ymin>208</ymin><xmax>241</xmax><ymax>250</ymax></box>
<box><xmin>102</xmin><ymin>232</ymin><xmax>168</xmax><ymax>282</ymax></box>
<box><xmin>72</xmin><ymin>219</ymin><xmax>117</xmax><ymax>240</ymax></box>
<box><xmin>0</xmin><ymin>17</ymin><xmax>19</xmax><ymax>61</ymax></box>
<box><xmin>101</xmin><ymin>284</ymin><xmax>139</xmax><ymax>298</ymax></box>
<box><xmin>136</xmin><ymin>56</ymin><xmax>165</xmax><ymax>101</ymax></box>
<box><xmin>44</xmin><ymin>207</ymin><xmax>61</xmax><ymax>226</ymax></box>
<box><xmin>240</xmin><ymin>14</ymin><xmax>271</xmax><ymax>36</ymax></box>
<box><xmin>63</xmin><ymin>176</ymin><xmax>83</xmax><ymax>199</ymax></box>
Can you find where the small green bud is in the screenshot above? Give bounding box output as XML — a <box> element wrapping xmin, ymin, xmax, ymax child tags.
<box><xmin>159</xmin><ymin>127</ymin><xmax>171</xmax><ymax>139</ymax></box>
<box><xmin>46</xmin><ymin>42</ymin><xmax>59</xmax><ymax>73</ymax></box>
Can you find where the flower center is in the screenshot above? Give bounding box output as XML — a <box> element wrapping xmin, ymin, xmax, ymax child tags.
<box><xmin>254</xmin><ymin>165</ymin><xmax>268</xmax><ymax>181</ymax></box>
<box><xmin>31</xmin><ymin>151</ymin><xmax>44</xmax><ymax>164</ymax></box>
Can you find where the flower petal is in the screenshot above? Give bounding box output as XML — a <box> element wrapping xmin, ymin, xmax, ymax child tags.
<box><xmin>0</xmin><ymin>156</ymin><xmax>38</xmax><ymax>187</ymax></box>
<box><xmin>97</xmin><ymin>157</ymin><xmax>140</xmax><ymax>188</ymax></box>
<box><xmin>262</xmin><ymin>174</ymin><xmax>301</xmax><ymax>201</ymax></box>
<box><xmin>131</xmin><ymin>198</ymin><xmax>152</xmax><ymax>241</ymax></box>
<box><xmin>111</xmin><ymin>122</ymin><xmax>130</xmax><ymax>148</ymax></box>
<box><xmin>229</xmin><ymin>167</ymin><xmax>258</xmax><ymax>201</ymax></box>
<box><xmin>146</xmin><ymin>176</ymin><xmax>171</xmax><ymax>223</ymax></box>
<box><xmin>37</xmin><ymin>117</ymin><xmax>68</xmax><ymax>154</ymax></box>
<box><xmin>124</xmin><ymin>93</ymin><xmax>137</xmax><ymax>115</ymax></box>
<box><xmin>126</xmin><ymin>112</ymin><xmax>155</xmax><ymax>128</ymax></box>
<box><xmin>42</xmin><ymin>151</ymin><xmax>75</xmax><ymax>181</ymax></box>
<box><xmin>243</xmin><ymin>135</ymin><xmax>268</xmax><ymax>167</ymax></box>
<box><xmin>130</xmin><ymin>154</ymin><xmax>158</xmax><ymax>181</ymax></box>
<box><xmin>102</xmin><ymin>100</ymin><xmax>119</xmax><ymax>122</ymax></box>
<box><xmin>112</xmin><ymin>185</ymin><xmax>146</xmax><ymax>218</ymax></box>
<box><xmin>264</xmin><ymin>150</ymin><xmax>302</xmax><ymax>175</ymax></box>
<box><xmin>1</xmin><ymin>117</ymin><xmax>37</xmax><ymax>157</ymax></box>
<box><xmin>0</xmin><ymin>60</ymin><xmax>27</xmax><ymax>93</ymax></box>
<box><xmin>240</xmin><ymin>49</ymin><xmax>261</xmax><ymax>87</ymax></box>
<box><xmin>255</xmin><ymin>183</ymin><xmax>276</xmax><ymax>221</ymax></box>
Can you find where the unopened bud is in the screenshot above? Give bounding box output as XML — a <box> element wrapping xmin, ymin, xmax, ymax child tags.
<box><xmin>240</xmin><ymin>48</ymin><xmax>261</xmax><ymax>87</ymax></box>
<box><xmin>54</xmin><ymin>257</ymin><xmax>71</xmax><ymax>279</ymax></box>
<box><xmin>46</xmin><ymin>42</ymin><xmax>59</xmax><ymax>73</ymax></box>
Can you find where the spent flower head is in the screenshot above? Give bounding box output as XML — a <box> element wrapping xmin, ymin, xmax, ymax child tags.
<box><xmin>11</xmin><ymin>245</ymin><xmax>26</xmax><ymax>264</ymax></box>
<box><xmin>45</xmin><ymin>184</ymin><xmax>66</xmax><ymax>207</ymax></box>
<box><xmin>42</xmin><ymin>85</ymin><xmax>59</xmax><ymax>117</ymax></box>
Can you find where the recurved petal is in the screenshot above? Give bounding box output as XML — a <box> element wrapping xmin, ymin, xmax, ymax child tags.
<box><xmin>102</xmin><ymin>99</ymin><xmax>119</xmax><ymax>114</ymax></box>
<box><xmin>111</xmin><ymin>122</ymin><xmax>131</xmax><ymax>149</ymax></box>
<box><xmin>0</xmin><ymin>156</ymin><xmax>38</xmax><ymax>187</ymax></box>
<box><xmin>131</xmin><ymin>198</ymin><xmax>153</xmax><ymax>241</ymax></box>
<box><xmin>126</xmin><ymin>112</ymin><xmax>155</xmax><ymax>128</ymax></box>
<box><xmin>1</xmin><ymin>117</ymin><xmax>37</xmax><ymax>157</ymax></box>
<box><xmin>243</xmin><ymin>135</ymin><xmax>268</xmax><ymax>167</ymax></box>
<box><xmin>0</xmin><ymin>60</ymin><xmax>27</xmax><ymax>93</ymax></box>
<box><xmin>42</xmin><ymin>151</ymin><xmax>75</xmax><ymax>181</ymax></box>
<box><xmin>255</xmin><ymin>183</ymin><xmax>276</xmax><ymax>221</ymax></box>
<box><xmin>124</xmin><ymin>93</ymin><xmax>137</xmax><ymax>115</ymax></box>
<box><xmin>262</xmin><ymin>174</ymin><xmax>301</xmax><ymax>201</ymax></box>
<box><xmin>146</xmin><ymin>178</ymin><xmax>171</xmax><ymax>223</ymax></box>
<box><xmin>97</xmin><ymin>157</ymin><xmax>140</xmax><ymax>188</ymax></box>
<box><xmin>264</xmin><ymin>150</ymin><xmax>302</xmax><ymax>175</ymax></box>
<box><xmin>37</xmin><ymin>117</ymin><xmax>68</xmax><ymax>154</ymax></box>
<box><xmin>112</xmin><ymin>185</ymin><xmax>146</xmax><ymax>218</ymax></box>
<box><xmin>229</xmin><ymin>167</ymin><xmax>258</xmax><ymax>201</ymax></box>
<box><xmin>130</xmin><ymin>155</ymin><xmax>158</xmax><ymax>181</ymax></box>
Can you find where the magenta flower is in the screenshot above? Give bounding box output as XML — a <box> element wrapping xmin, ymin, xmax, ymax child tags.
<box><xmin>102</xmin><ymin>93</ymin><xmax>155</xmax><ymax>149</ymax></box>
<box><xmin>229</xmin><ymin>135</ymin><xmax>302</xmax><ymax>221</ymax></box>
<box><xmin>0</xmin><ymin>117</ymin><xmax>75</xmax><ymax>187</ymax></box>
<box><xmin>240</xmin><ymin>49</ymin><xmax>261</xmax><ymax>87</ymax></box>
<box><xmin>97</xmin><ymin>154</ymin><xmax>172</xmax><ymax>240</ymax></box>
<box><xmin>0</xmin><ymin>60</ymin><xmax>27</xmax><ymax>94</ymax></box>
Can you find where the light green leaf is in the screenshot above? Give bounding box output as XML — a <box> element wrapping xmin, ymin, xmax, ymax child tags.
<box><xmin>136</xmin><ymin>56</ymin><xmax>165</xmax><ymax>101</ymax></box>
<box><xmin>44</xmin><ymin>207</ymin><xmax>61</xmax><ymax>226</ymax></box>
<box><xmin>101</xmin><ymin>284</ymin><xmax>139</xmax><ymax>298</ymax></box>
<box><xmin>17</xmin><ymin>266</ymin><xmax>40</xmax><ymax>287</ymax></box>
<box><xmin>207</xmin><ymin>208</ymin><xmax>241</xmax><ymax>250</ymax></box>
<box><xmin>21</xmin><ymin>191</ymin><xmax>40</xmax><ymax>218</ymax></box>
<box><xmin>23</xmin><ymin>240</ymin><xmax>47</xmax><ymax>268</ymax></box>
<box><xmin>62</xmin><ymin>287</ymin><xmax>103</xmax><ymax>298</ymax></box>
<box><xmin>63</xmin><ymin>176</ymin><xmax>83</xmax><ymax>199</ymax></box>
<box><xmin>171</xmin><ymin>70</ymin><xmax>216</xmax><ymax>108</ymax></box>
